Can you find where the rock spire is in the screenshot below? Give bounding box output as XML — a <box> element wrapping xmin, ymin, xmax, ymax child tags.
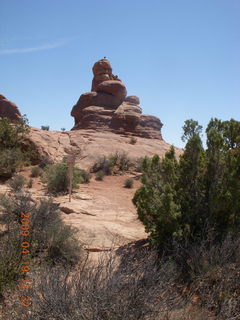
<box><xmin>71</xmin><ymin>58</ymin><xmax>163</xmax><ymax>139</ymax></box>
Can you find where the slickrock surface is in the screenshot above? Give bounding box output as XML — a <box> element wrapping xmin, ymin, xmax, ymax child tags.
<box><xmin>28</xmin><ymin>127</ymin><xmax>182</xmax><ymax>170</ymax></box>
<box><xmin>0</xmin><ymin>169</ymin><xmax>147</xmax><ymax>253</ymax></box>
<box><xmin>71</xmin><ymin>58</ymin><xmax>163</xmax><ymax>139</ymax></box>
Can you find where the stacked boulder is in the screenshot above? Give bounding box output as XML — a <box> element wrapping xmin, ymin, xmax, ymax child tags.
<box><xmin>71</xmin><ymin>58</ymin><xmax>163</xmax><ymax>139</ymax></box>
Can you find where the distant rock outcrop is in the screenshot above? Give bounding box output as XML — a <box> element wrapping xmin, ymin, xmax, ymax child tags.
<box><xmin>0</xmin><ymin>94</ymin><xmax>22</xmax><ymax>121</ymax></box>
<box><xmin>71</xmin><ymin>59</ymin><xmax>163</xmax><ymax>139</ymax></box>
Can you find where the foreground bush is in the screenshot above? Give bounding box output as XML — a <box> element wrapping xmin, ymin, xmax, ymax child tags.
<box><xmin>133</xmin><ymin>118</ymin><xmax>240</xmax><ymax>247</ymax></box>
<box><xmin>5</xmin><ymin>248</ymin><xmax>167</xmax><ymax>320</ymax></box>
<box><xmin>0</xmin><ymin>189</ymin><xmax>82</xmax><ymax>297</ymax></box>
<box><xmin>0</xmin><ymin>220</ymin><xmax>22</xmax><ymax>295</ymax></box>
<box><xmin>2</xmin><ymin>235</ymin><xmax>240</xmax><ymax>319</ymax></box>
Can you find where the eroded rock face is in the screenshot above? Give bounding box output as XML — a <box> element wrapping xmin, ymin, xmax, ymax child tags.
<box><xmin>91</xmin><ymin>58</ymin><xmax>121</xmax><ymax>91</ymax></box>
<box><xmin>125</xmin><ymin>96</ymin><xmax>140</xmax><ymax>105</ymax></box>
<box><xmin>96</xmin><ymin>80</ymin><xmax>127</xmax><ymax>102</ymax></box>
<box><xmin>111</xmin><ymin>102</ymin><xmax>142</xmax><ymax>129</ymax></box>
<box><xmin>71</xmin><ymin>59</ymin><xmax>163</xmax><ymax>139</ymax></box>
<box><xmin>0</xmin><ymin>94</ymin><xmax>22</xmax><ymax>121</ymax></box>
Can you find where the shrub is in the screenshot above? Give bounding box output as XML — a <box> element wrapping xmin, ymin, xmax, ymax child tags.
<box><xmin>0</xmin><ymin>148</ymin><xmax>26</xmax><ymax>178</ymax></box>
<box><xmin>0</xmin><ymin>225</ymin><xmax>22</xmax><ymax>294</ymax></box>
<box><xmin>27</xmin><ymin>178</ymin><xmax>33</xmax><ymax>188</ymax></box>
<box><xmin>61</xmin><ymin>127</ymin><xmax>66</xmax><ymax>131</ymax></box>
<box><xmin>95</xmin><ymin>170</ymin><xmax>104</xmax><ymax>181</ymax></box>
<box><xmin>0</xmin><ymin>116</ymin><xmax>29</xmax><ymax>149</ymax></box>
<box><xmin>134</xmin><ymin>156</ymin><xmax>146</xmax><ymax>172</ymax></box>
<box><xmin>129</xmin><ymin>136</ymin><xmax>137</xmax><ymax>144</ymax></box>
<box><xmin>133</xmin><ymin>118</ymin><xmax>240</xmax><ymax>248</ymax></box>
<box><xmin>124</xmin><ymin>178</ymin><xmax>134</xmax><ymax>188</ymax></box>
<box><xmin>31</xmin><ymin>166</ymin><xmax>42</xmax><ymax>177</ymax></box>
<box><xmin>118</xmin><ymin>152</ymin><xmax>132</xmax><ymax>171</ymax></box>
<box><xmin>0</xmin><ymin>192</ymin><xmax>81</xmax><ymax>274</ymax></box>
<box><xmin>79</xmin><ymin>169</ymin><xmax>91</xmax><ymax>183</ymax></box>
<box><xmin>17</xmin><ymin>248</ymin><xmax>164</xmax><ymax>320</ymax></box>
<box><xmin>7</xmin><ymin>175</ymin><xmax>26</xmax><ymax>192</ymax></box>
<box><xmin>0</xmin><ymin>117</ymin><xmax>30</xmax><ymax>177</ymax></box>
<box><xmin>38</xmin><ymin>155</ymin><xmax>53</xmax><ymax>169</ymax></box>
<box><xmin>91</xmin><ymin>152</ymin><xmax>132</xmax><ymax>175</ymax></box>
<box><xmin>42</xmin><ymin>159</ymin><xmax>82</xmax><ymax>194</ymax></box>
<box><xmin>29</xmin><ymin>198</ymin><xmax>81</xmax><ymax>264</ymax></box>
<box><xmin>91</xmin><ymin>155</ymin><xmax>113</xmax><ymax>175</ymax></box>
<box><xmin>41</xmin><ymin>125</ymin><xmax>49</xmax><ymax>131</ymax></box>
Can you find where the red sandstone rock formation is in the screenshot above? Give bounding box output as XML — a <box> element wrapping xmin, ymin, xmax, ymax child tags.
<box><xmin>71</xmin><ymin>59</ymin><xmax>163</xmax><ymax>139</ymax></box>
<box><xmin>91</xmin><ymin>58</ymin><xmax>121</xmax><ymax>91</ymax></box>
<box><xmin>0</xmin><ymin>94</ymin><xmax>22</xmax><ymax>121</ymax></box>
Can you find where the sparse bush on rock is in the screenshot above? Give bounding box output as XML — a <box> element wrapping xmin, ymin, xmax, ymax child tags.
<box><xmin>7</xmin><ymin>175</ymin><xmax>26</xmax><ymax>192</ymax></box>
<box><xmin>134</xmin><ymin>156</ymin><xmax>146</xmax><ymax>172</ymax></box>
<box><xmin>42</xmin><ymin>158</ymin><xmax>82</xmax><ymax>194</ymax></box>
<box><xmin>38</xmin><ymin>155</ymin><xmax>53</xmax><ymax>168</ymax></box>
<box><xmin>79</xmin><ymin>169</ymin><xmax>91</xmax><ymax>183</ymax></box>
<box><xmin>95</xmin><ymin>170</ymin><xmax>105</xmax><ymax>181</ymax></box>
<box><xmin>41</xmin><ymin>125</ymin><xmax>49</xmax><ymax>131</ymax></box>
<box><xmin>92</xmin><ymin>151</ymin><xmax>133</xmax><ymax>175</ymax></box>
<box><xmin>27</xmin><ymin>178</ymin><xmax>33</xmax><ymax>188</ymax></box>
<box><xmin>31</xmin><ymin>166</ymin><xmax>42</xmax><ymax>177</ymax></box>
<box><xmin>124</xmin><ymin>178</ymin><xmax>134</xmax><ymax>188</ymax></box>
<box><xmin>92</xmin><ymin>155</ymin><xmax>113</xmax><ymax>175</ymax></box>
<box><xmin>129</xmin><ymin>136</ymin><xmax>137</xmax><ymax>144</ymax></box>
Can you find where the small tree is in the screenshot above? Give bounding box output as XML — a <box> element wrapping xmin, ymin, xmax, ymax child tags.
<box><xmin>133</xmin><ymin>118</ymin><xmax>240</xmax><ymax>248</ymax></box>
<box><xmin>41</xmin><ymin>125</ymin><xmax>50</xmax><ymax>131</ymax></box>
<box><xmin>133</xmin><ymin>148</ymin><xmax>181</xmax><ymax>246</ymax></box>
<box><xmin>0</xmin><ymin>116</ymin><xmax>30</xmax><ymax>177</ymax></box>
<box><xmin>42</xmin><ymin>158</ymin><xmax>82</xmax><ymax>194</ymax></box>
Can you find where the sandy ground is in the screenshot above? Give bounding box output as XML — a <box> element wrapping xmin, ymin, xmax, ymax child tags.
<box><xmin>0</xmin><ymin>167</ymin><xmax>147</xmax><ymax>255</ymax></box>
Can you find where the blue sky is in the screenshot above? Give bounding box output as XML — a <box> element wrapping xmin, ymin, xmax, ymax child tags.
<box><xmin>1</xmin><ymin>0</ymin><xmax>239</xmax><ymax>148</ymax></box>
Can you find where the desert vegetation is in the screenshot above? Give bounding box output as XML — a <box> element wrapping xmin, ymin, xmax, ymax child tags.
<box><xmin>132</xmin><ymin>118</ymin><xmax>240</xmax><ymax>318</ymax></box>
<box><xmin>30</xmin><ymin>166</ymin><xmax>42</xmax><ymax>177</ymax></box>
<box><xmin>0</xmin><ymin>117</ymin><xmax>30</xmax><ymax>178</ymax></box>
<box><xmin>0</xmin><ymin>118</ymin><xmax>239</xmax><ymax>319</ymax></box>
<box><xmin>0</xmin><ymin>186</ymin><xmax>81</xmax><ymax>298</ymax></box>
<box><xmin>129</xmin><ymin>136</ymin><xmax>137</xmax><ymax>144</ymax></box>
<box><xmin>133</xmin><ymin>118</ymin><xmax>240</xmax><ymax>247</ymax></box>
<box><xmin>91</xmin><ymin>152</ymin><xmax>136</xmax><ymax>181</ymax></box>
<box><xmin>41</xmin><ymin>125</ymin><xmax>49</xmax><ymax>131</ymax></box>
<box><xmin>124</xmin><ymin>177</ymin><xmax>134</xmax><ymax>188</ymax></box>
<box><xmin>41</xmin><ymin>158</ymin><xmax>91</xmax><ymax>194</ymax></box>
